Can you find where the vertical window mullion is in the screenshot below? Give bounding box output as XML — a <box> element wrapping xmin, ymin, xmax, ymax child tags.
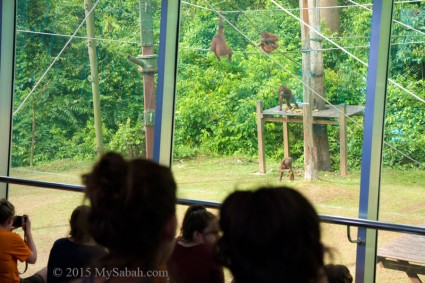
<box><xmin>356</xmin><ymin>1</ymin><xmax>395</xmax><ymax>282</ymax></box>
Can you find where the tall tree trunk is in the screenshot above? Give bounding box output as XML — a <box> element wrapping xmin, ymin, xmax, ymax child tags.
<box><xmin>320</xmin><ymin>0</ymin><xmax>340</xmax><ymax>34</ymax></box>
<box><xmin>30</xmin><ymin>98</ymin><xmax>36</xmax><ymax>167</ymax></box>
<box><xmin>301</xmin><ymin>0</ymin><xmax>318</xmax><ymax>180</ymax></box>
<box><xmin>84</xmin><ymin>0</ymin><xmax>105</xmax><ymax>156</ymax></box>
<box><xmin>309</xmin><ymin>0</ymin><xmax>332</xmax><ymax>171</ymax></box>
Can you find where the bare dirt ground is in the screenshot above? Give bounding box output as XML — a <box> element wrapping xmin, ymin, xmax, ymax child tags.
<box><xmin>7</xmin><ymin>158</ymin><xmax>425</xmax><ymax>282</ymax></box>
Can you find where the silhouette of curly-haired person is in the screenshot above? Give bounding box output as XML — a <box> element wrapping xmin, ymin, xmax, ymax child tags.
<box><xmin>324</xmin><ymin>264</ymin><xmax>353</xmax><ymax>283</ymax></box>
<box><xmin>216</xmin><ymin>186</ymin><xmax>328</xmax><ymax>283</ymax></box>
<box><xmin>167</xmin><ymin>205</ymin><xmax>224</xmax><ymax>283</ymax></box>
<box><xmin>73</xmin><ymin>152</ymin><xmax>177</xmax><ymax>283</ymax></box>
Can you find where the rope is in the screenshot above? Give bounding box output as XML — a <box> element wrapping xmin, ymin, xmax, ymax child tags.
<box><xmin>17</xmin><ymin>29</ymin><xmax>424</xmax><ymax>52</ymax></box>
<box><xmin>203</xmin><ymin>1</ymin><xmax>424</xmax><ymax>168</ymax></box>
<box><xmin>347</xmin><ymin>0</ymin><xmax>425</xmax><ymax>36</ymax></box>
<box><xmin>182</xmin><ymin>0</ymin><xmax>425</xmax><ymax>12</ymax></box>
<box><xmin>13</xmin><ymin>0</ymin><xmax>101</xmax><ymax>116</ymax></box>
<box><xmin>16</xmin><ymin>29</ymin><xmax>142</xmax><ymax>45</ymax></box>
<box><xmin>225</xmin><ymin>2</ymin><xmax>302</xmax><ymax>67</ymax></box>
<box><xmin>270</xmin><ymin>0</ymin><xmax>425</xmax><ymax>105</ymax></box>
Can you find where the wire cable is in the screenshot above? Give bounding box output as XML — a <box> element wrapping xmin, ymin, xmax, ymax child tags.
<box><xmin>182</xmin><ymin>0</ymin><xmax>425</xmax><ymax>12</ymax></box>
<box><xmin>347</xmin><ymin>0</ymin><xmax>425</xmax><ymax>37</ymax></box>
<box><xmin>16</xmin><ymin>29</ymin><xmax>143</xmax><ymax>45</ymax></box>
<box><xmin>203</xmin><ymin>1</ymin><xmax>424</xmax><ymax>167</ymax></box>
<box><xmin>270</xmin><ymin>0</ymin><xmax>425</xmax><ymax>105</ymax></box>
<box><xmin>17</xmin><ymin>29</ymin><xmax>424</xmax><ymax>52</ymax></box>
<box><xmin>226</xmin><ymin>2</ymin><xmax>302</xmax><ymax>67</ymax></box>
<box><xmin>13</xmin><ymin>0</ymin><xmax>101</xmax><ymax>116</ymax></box>
<box><xmin>181</xmin><ymin>1</ymin><xmax>375</xmax><ymax>12</ymax></box>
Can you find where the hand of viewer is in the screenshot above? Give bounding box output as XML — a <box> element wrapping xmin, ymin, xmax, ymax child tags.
<box><xmin>22</xmin><ymin>215</ymin><xmax>31</xmax><ymax>234</ymax></box>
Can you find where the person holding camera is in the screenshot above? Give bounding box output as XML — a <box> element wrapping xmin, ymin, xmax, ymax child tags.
<box><xmin>0</xmin><ymin>198</ymin><xmax>44</xmax><ymax>283</ymax></box>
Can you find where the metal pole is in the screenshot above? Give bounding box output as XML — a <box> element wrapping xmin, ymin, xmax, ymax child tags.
<box><xmin>140</xmin><ymin>0</ymin><xmax>156</xmax><ymax>160</ymax></box>
<box><xmin>127</xmin><ymin>0</ymin><xmax>158</xmax><ymax>160</ymax></box>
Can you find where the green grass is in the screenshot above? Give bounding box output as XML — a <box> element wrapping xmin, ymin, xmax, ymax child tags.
<box><xmin>7</xmin><ymin>157</ymin><xmax>425</xmax><ymax>282</ymax></box>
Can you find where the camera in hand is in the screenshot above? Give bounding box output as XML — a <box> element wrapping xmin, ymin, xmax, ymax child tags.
<box><xmin>12</xmin><ymin>215</ymin><xmax>27</xmax><ymax>228</ymax></box>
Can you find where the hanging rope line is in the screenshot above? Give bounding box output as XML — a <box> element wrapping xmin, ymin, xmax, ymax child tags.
<box><xmin>395</xmin><ymin>0</ymin><xmax>425</xmax><ymax>3</ymax></box>
<box><xmin>182</xmin><ymin>1</ymin><xmax>375</xmax><ymax>12</ymax></box>
<box><xmin>13</xmin><ymin>0</ymin><xmax>102</xmax><ymax>116</ymax></box>
<box><xmin>203</xmin><ymin>2</ymin><xmax>365</xmax><ymax>127</ymax></box>
<box><xmin>270</xmin><ymin>0</ymin><xmax>425</xmax><ymax>105</ymax></box>
<box><xmin>347</xmin><ymin>0</ymin><xmax>425</xmax><ymax>36</ymax></box>
<box><xmin>12</xmin><ymin>1</ymin><xmax>423</xmax><ymax>165</ymax></box>
<box><xmin>179</xmin><ymin>41</ymin><xmax>424</xmax><ymax>56</ymax></box>
<box><xmin>182</xmin><ymin>0</ymin><xmax>425</xmax><ymax>13</ymax></box>
<box><xmin>16</xmin><ymin>29</ymin><xmax>142</xmax><ymax>45</ymax></box>
<box><xmin>202</xmin><ymin>2</ymin><xmax>424</xmax><ymax>168</ymax></box>
<box><xmin>182</xmin><ymin>1</ymin><xmax>214</xmax><ymax>11</ymax></box>
<box><xmin>226</xmin><ymin>2</ymin><xmax>301</xmax><ymax>67</ymax></box>
<box><xmin>17</xmin><ymin>29</ymin><xmax>424</xmax><ymax>53</ymax></box>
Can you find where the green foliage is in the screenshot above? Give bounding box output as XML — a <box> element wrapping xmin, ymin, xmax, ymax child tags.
<box><xmin>10</xmin><ymin>0</ymin><xmax>424</xmax><ymax>171</ymax></box>
<box><xmin>108</xmin><ymin>118</ymin><xmax>145</xmax><ymax>159</ymax></box>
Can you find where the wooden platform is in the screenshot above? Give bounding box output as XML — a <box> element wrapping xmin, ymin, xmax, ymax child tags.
<box><xmin>377</xmin><ymin>234</ymin><xmax>425</xmax><ymax>283</ymax></box>
<box><xmin>263</xmin><ymin>104</ymin><xmax>365</xmax><ymax>121</ymax></box>
<box><xmin>256</xmin><ymin>101</ymin><xmax>365</xmax><ymax>176</ymax></box>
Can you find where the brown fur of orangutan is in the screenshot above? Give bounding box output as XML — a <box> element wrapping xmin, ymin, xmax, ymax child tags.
<box><xmin>279</xmin><ymin>85</ymin><xmax>299</xmax><ymax>111</ymax></box>
<box><xmin>210</xmin><ymin>12</ymin><xmax>233</xmax><ymax>61</ymax></box>
<box><xmin>258</xmin><ymin>32</ymin><xmax>279</xmax><ymax>53</ymax></box>
<box><xmin>279</xmin><ymin>157</ymin><xmax>294</xmax><ymax>182</ymax></box>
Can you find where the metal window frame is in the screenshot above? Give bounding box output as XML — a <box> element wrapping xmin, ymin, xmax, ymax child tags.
<box><xmin>355</xmin><ymin>1</ymin><xmax>394</xmax><ymax>282</ymax></box>
<box><xmin>0</xmin><ymin>1</ymin><xmax>399</xmax><ymax>281</ymax></box>
<box><xmin>154</xmin><ymin>0</ymin><xmax>181</xmax><ymax>167</ymax></box>
<box><xmin>0</xmin><ymin>0</ymin><xmax>16</xmax><ymax>199</ymax></box>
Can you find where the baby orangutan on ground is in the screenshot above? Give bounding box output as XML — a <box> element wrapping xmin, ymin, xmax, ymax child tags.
<box><xmin>279</xmin><ymin>157</ymin><xmax>294</xmax><ymax>181</ymax></box>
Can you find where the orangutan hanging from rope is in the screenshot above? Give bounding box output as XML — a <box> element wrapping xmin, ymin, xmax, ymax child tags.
<box><xmin>258</xmin><ymin>31</ymin><xmax>279</xmax><ymax>53</ymax></box>
<box><xmin>210</xmin><ymin>11</ymin><xmax>233</xmax><ymax>61</ymax></box>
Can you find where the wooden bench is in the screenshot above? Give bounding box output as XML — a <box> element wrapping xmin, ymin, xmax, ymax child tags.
<box><xmin>377</xmin><ymin>234</ymin><xmax>425</xmax><ymax>283</ymax></box>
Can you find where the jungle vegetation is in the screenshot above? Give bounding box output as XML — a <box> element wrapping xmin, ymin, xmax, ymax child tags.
<box><xmin>11</xmin><ymin>0</ymin><xmax>424</xmax><ymax>170</ymax></box>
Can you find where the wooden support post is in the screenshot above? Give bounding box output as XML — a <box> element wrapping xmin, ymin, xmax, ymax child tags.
<box><xmin>406</xmin><ymin>272</ymin><xmax>421</xmax><ymax>283</ymax></box>
<box><xmin>303</xmin><ymin>103</ymin><xmax>318</xmax><ymax>180</ymax></box>
<box><xmin>256</xmin><ymin>101</ymin><xmax>266</xmax><ymax>173</ymax></box>
<box><xmin>283</xmin><ymin>116</ymin><xmax>290</xmax><ymax>158</ymax></box>
<box><xmin>339</xmin><ymin>104</ymin><xmax>347</xmax><ymax>176</ymax></box>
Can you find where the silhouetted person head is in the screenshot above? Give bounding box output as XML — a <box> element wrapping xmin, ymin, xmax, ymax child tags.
<box><xmin>325</xmin><ymin>264</ymin><xmax>353</xmax><ymax>283</ymax></box>
<box><xmin>69</xmin><ymin>205</ymin><xmax>93</xmax><ymax>244</ymax></box>
<box><xmin>0</xmin><ymin>198</ymin><xmax>15</xmax><ymax>230</ymax></box>
<box><xmin>217</xmin><ymin>186</ymin><xmax>326</xmax><ymax>283</ymax></box>
<box><xmin>181</xmin><ymin>205</ymin><xmax>219</xmax><ymax>245</ymax></box>
<box><xmin>83</xmin><ymin>152</ymin><xmax>177</xmax><ymax>270</ymax></box>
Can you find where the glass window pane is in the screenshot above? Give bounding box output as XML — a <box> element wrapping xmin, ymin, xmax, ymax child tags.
<box><xmin>379</xmin><ymin>0</ymin><xmax>425</xmax><ymax>225</ymax></box>
<box><xmin>377</xmin><ymin>1</ymin><xmax>425</xmax><ymax>281</ymax></box>
<box><xmin>12</xmin><ymin>0</ymin><xmax>166</xmax><ymax>184</ymax></box>
<box><xmin>173</xmin><ymin>1</ymin><xmax>373</xmax><ymax>219</ymax></box>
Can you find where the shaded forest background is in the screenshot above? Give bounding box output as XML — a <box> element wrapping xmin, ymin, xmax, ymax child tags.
<box><xmin>11</xmin><ymin>0</ymin><xmax>424</xmax><ymax>170</ymax></box>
